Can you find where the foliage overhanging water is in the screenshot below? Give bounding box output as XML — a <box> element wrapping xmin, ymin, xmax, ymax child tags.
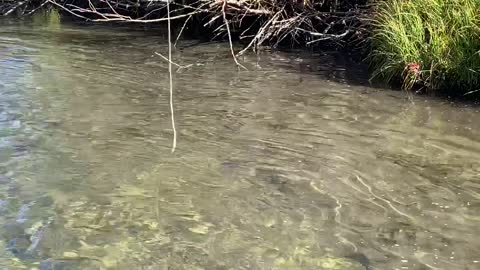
<box><xmin>0</xmin><ymin>16</ymin><xmax>479</xmax><ymax>270</ymax></box>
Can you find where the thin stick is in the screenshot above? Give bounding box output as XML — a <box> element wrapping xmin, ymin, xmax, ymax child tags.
<box><xmin>94</xmin><ymin>10</ymin><xmax>203</xmax><ymax>23</ymax></box>
<box><xmin>4</xmin><ymin>0</ymin><xmax>28</xmax><ymax>16</ymax></box>
<box><xmin>174</xmin><ymin>15</ymin><xmax>192</xmax><ymax>47</ymax></box>
<box><xmin>25</xmin><ymin>0</ymin><xmax>49</xmax><ymax>16</ymax></box>
<box><xmin>222</xmin><ymin>0</ymin><xmax>247</xmax><ymax>70</ymax></box>
<box><xmin>47</xmin><ymin>0</ymin><xmax>89</xmax><ymax>20</ymax></box>
<box><xmin>167</xmin><ymin>0</ymin><xmax>177</xmax><ymax>153</ymax></box>
<box><xmin>237</xmin><ymin>11</ymin><xmax>280</xmax><ymax>56</ymax></box>
<box><xmin>155</xmin><ymin>52</ymin><xmax>193</xmax><ymax>72</ymax></box>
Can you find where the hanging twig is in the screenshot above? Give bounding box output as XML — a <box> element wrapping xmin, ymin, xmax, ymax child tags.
<box><xmin>237</xmin><ymin>11</ymin><xmax>281</xmax><ymax>55</ymax></box>
<box><xmin>174</xmin><ymin>15</ymin><xmax>192</xmax><ymax>47</ymax></box>
<box><xmin>25</xmin><ymin>0</ymin><xmax>49</xmax><ymax>16</ymax></box>
<box><xmin>64</xmin><ymin>0</ymin><xmax>206</xmax><ymax>23</ymax></box>
<box><xmin>47</xmin><ymin>0</ymin><xmax>90</xmax><ymax>20</ymax></box>
<box><xmin>4</xmin><ymin>0</ymin><xmax>28</xmax><ymax>16</ymax></box>
<box><xmin>221</xmin><ymin>0</ymin><xmax>247</xmax><ymax>70</ymax></box>
<box><xmin>166</xmin><ymin>0</ymin><xmax>177</xmax><ymax>153</ymax></box>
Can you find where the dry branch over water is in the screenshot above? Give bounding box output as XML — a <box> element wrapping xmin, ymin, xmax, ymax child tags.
<box><xmin>1</xmin><ymin>0</ymin><xmax>370</xmax><ymax>50</ymax></box>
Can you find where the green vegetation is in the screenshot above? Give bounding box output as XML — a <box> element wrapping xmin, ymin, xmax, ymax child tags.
<box><xmin>370</xmin><ymin>0</ymin><xmax>480</xmax><ymax>94</ymax></box>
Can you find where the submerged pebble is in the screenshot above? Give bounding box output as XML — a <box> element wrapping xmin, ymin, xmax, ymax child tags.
<box><xmin>40</xmin><ymin>258</ymin><xmax>74</xmax><ymax>270</ymax></box>
<box><xmin>16</xmin><ymin>201</ymin><xmax>35</xmax><ymax>223</ymax></box>
<box><xmin>0</xmin><ymin>199</ymin><xmax>8</xmax><ymax>212</ymax></box>
<box><xmin>0</xmin><ymin>174</ymin><xmax>11</xmax><ymax>184</ymax></box>
<box><xmin>6</xmin><ymin>236</ymin><xmax>31</xmax><ymax>256</ymax></box>
<box><xmin>26</xmin><ymin>223</ymin><xmax>48</xmax><ymax>254</ymax></box>
<box><xmin>1</xmin><ymin>204</ymin><xmax>52</xmax><ymax>259</ymax></box>
<box><xmin>2</xmin><ymin>222</ymin><xmax>25</xmax><ymax>239</ymax></box>
<box><xmin>345</xmin><ymin>252</ymin><xmax>371</xmax><ymax>270</ymax></box>
<box><xmin>63</xmin><ymin>251</ymin><xmax>79</xmax><ymax>258</ymax></box>
<box><xmin>40</xmin><ymin>258</ymin><xmax>55</xmax><ymax>270</ymax></box>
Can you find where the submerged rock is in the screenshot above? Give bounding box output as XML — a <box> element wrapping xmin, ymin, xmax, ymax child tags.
<box><xmin>274</xmin><ymin>254</ymin><xmax>365</xmax><ymax>270</ymax></box>
<box><xmin>2</xmin><ymin>210</ymin><xmax>52</xmax><ymax>259</ymax></box>
<box><xmin>2</xmin><ymin>222</ymin><xmax>25</xmax><ymax>240</ymax></box>
<box><xmin>345</xmin><ymin>252</ymin><xmax>370</xmax><ymax>270</ymax></box>
<box><xmin>40</xmin><ymin>258</ymin><xmax>76</xmax><ymax>270</ymax></box>
<box><xmin>0</xmin><ymin>174</ymin><xmax>11</xmax><ymax>184</ymax></box>
<box><xmin>16</xmin><ymin>201</ymin><xmax>35</xmax><ymax>223</ymax></box>
<box><xmin>6</xmin><ymin>235</ymin><xmax>31</xmax><ymax>255</ymax></box>
<box><xmin>40</xmin><ymin>258</ymin><xmax>55</xmax><ymax>270</ymax></box>
<box><xmin>0</xmin><ymin>199</ymin><xmax>8</xmax><ymax>212</ymax></box>
<box><xmin>26</xmin><ymin>221</ymin><xmax>49</xmax><ymax>254</ymax></box>
<box><xmin>2</xmin><ymin>222</ymin><xmax>41</xmax><ymax>258</ymax></box>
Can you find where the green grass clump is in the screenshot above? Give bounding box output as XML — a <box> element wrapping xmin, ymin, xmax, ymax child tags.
<box><xmin>370</xmin><ymin>0</ymin><xmax>480</xmax><ymax>95</ymax></box>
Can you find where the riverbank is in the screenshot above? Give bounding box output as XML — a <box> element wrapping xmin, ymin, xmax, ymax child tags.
<box><xmin>370</xmin><ymin>0</ymin><xmax>480</xmax><ymax>97</ymax></box>
<box><xmin>1</xmin><ymin>0</ymin><xmax>479</xmax><ymax>98</ymax></box>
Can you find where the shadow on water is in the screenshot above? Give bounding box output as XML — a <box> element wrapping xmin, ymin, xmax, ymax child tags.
<box><xmin>0</xmin><ymin>13</ymin><xmax>479</xmax><ymax>270</ymax></box>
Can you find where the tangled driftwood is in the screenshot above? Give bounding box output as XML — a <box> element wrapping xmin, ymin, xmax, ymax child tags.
<box><xmin>1</xmin><ymin>0</ymin><xmax>370</xmax><ymax>52</ymax></box>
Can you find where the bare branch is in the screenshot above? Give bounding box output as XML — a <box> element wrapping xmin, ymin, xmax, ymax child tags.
<box><xmin>221</xmin><ymin>0</ymin><xmax>247</xmax><ymax>70</ymax></box>
<box><xmin>174</xmin><ymin>15</ymin><xmax>192</xmax><ymax>47</ymax></box>
<box><xmin>154</xmin><ymin>51</ymin><xmax>193</xmax><ymax>71</ymax></box>
<box><xmin>47</xmin><ymin>0</ymin><xmax>90</xmax><ymax>20</ymax></box>
<box><xmin>4</xmin><ymin>0</ymin><xmax>28</xmax><ymax>16</ymax></box>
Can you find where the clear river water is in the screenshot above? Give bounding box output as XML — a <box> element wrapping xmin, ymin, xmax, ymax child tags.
<box><xmin>0</xmin><ymin>14</ymin><xmax>479</xmax><ymax>270</ymax></box>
